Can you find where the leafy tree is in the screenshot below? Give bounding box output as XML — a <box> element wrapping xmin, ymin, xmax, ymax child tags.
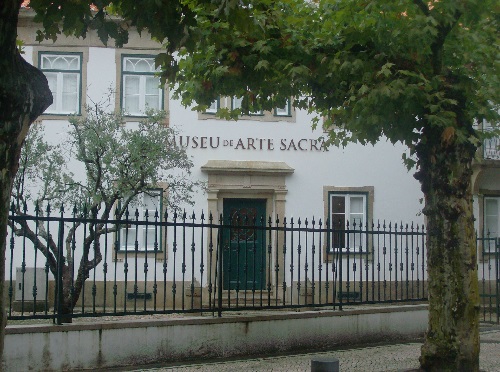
<box><xmin>161</xmin><ymin>1</ymin><xmax>498</xmax><ymax>371</ymax></box>
<box><xmin>11</xmin><ymin>103</ymin><xmax>198</xmax><ymax>317</ymax></box>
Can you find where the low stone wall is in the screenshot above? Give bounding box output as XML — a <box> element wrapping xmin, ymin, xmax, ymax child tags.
<box><xmin>3</xmin><ymin>305</ymin><xmax>428</xmax><ymax>371</ymax></box>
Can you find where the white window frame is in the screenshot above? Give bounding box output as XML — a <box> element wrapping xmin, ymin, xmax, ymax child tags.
<box><xmin>205</xmin><ymin>98</ymin><xmax>220</xmax><ymax>114</ymax></box>
<box><xmin>274</xmin><ymin>99</ymin><xmax>291</xmax><ymax>117</ymax></box>
<box><xmin>39</xmin><ymin>52</ymin><xmax>82</xmax><ymax>115</ymax></box>
<box><xmin>232</xmin><ymin>96</ymin><xmax>264</xmax><ymax>116</ymax></box>
<box><xmin>121</xmin><ymin>55</ymin><xmax>163</xmax><ymax>117</ymax></box>
<box><xmin>483</xmin><ymin>196</ymin><xmax>500</xmax><ymax>253</ymax></box>
<box><xmin>120</xmin><ymin>189</ymin><xmax>163</xmax><ymax>252</ymax></box>
<box><xmin>329</xmin><ymin>192</ymin><xmax>368</xmax><ymax>252</ymax></box>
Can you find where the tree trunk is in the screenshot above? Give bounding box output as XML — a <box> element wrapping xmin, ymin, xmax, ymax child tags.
<box><xmin>416</xmin><ymin>127</ymin><xmax>480</xmax><ymax>371</ymax></box>
<box><xmin>0</xmin><ymin>0</ymin><xmax>52</xmax><ymax>357</ymax></box>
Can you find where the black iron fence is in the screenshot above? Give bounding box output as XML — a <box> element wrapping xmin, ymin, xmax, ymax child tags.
<box><xmin>478</xmin><ymin>235</ymin><xmax>500</xmax><ymax>324</ymax></box>
<box><xmin>5</xmin><ymin>204</ymin><xmax>498</xmax><ymax>324</ymax></box>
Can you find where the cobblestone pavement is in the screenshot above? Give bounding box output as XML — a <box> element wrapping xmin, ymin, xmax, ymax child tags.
<box><xmin>131</xmin><ymin>325</ymin><xmax>500</xmax><ymax>372</ymax></box>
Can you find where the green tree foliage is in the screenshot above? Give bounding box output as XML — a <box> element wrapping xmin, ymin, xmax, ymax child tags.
<box><xmin>10</xmin><ymin>103</ymin><xmax>199</xmax><ymax>316</ymax></box>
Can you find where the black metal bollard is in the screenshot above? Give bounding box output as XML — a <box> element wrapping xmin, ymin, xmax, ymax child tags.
<box><xmin>311</xmin><ymin>357</ymin><xmax>340</xmax><ymax>372</ymax></box>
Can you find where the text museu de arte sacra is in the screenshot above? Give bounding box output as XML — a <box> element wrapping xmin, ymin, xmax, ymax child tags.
<box><xmin>174</xmin><ymin>136</ymin><xmax>326</xmax><ymax>152</ymax></box>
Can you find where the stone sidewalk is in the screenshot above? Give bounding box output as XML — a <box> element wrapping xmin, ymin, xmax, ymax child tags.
<box><xmin>131</xmin><ymin>325</ymin><xmax>500</xmax><ymax>372</ymax></box>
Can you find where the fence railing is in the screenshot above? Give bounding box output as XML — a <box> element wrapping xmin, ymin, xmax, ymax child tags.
<box><xmin>478</xmin><ymin>235</ymin><xmax>500</xmax><ymax>324</ymax></box>
<box><xmin>5</xmin><ymin>205</ymin><xmax>498</xmax><ymax>324</ymax></box>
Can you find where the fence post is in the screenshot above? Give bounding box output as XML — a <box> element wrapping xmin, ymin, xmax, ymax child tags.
<box><xmin>496</xmin><ymin>237</ymin><xmax>500</xmax><ymax>324</ymax></box>
<box><xmin>55</xmin><ymin>205</ymin><xmax>65</xmax><ymax>325</ymax></box>
<box><xmin>217</xmin><ymin>214</ymin><xmax>223</xmax><ymax>317</ymax></box>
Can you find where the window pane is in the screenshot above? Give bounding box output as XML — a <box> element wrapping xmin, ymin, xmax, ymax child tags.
<box><xmin>486</xmin><ymin>216</ymin><xmax>498</xmax><ymax>236</ymax></box>
<box><xmin>62</xmin><ymin>73</ymin><xmax>77</xmax><ymax>93</ymax></box>
<box><xmin>124</xmin><ymin>96</ymin><xmax>140</xmax><ymax>114</ymax></box>
<box><xmin>144</xmin><ymin>192</ymin><xmax>160</xmax><ymax>212</ymax></box>
<box><xmin>233</xmin><ymin>97</ymin><xmax>243</xmax><ymax>109</ymax></box>
<box><xmin>124</xmin><ymin>57</ymin><xmax>155</xmax><ymax>72</ymax></box>
<box><xmin>121</xmin><ymin>191</ymin><xmax>162</xmax><ymax>251</ymax></box>
<box><xmin>485</xmin><ymin>199</ymin><xmax>499</xmax><ymax>236</ymax></box>
<box><xmin>61</xmin><ymin>74</ymin><xmax>78</xmax><ymax>113</ymax></box>
<box><xmin>332</xmin><ymin>214</ymin><xmax>345</xmax><ymax>249</ymax></box>
<box><xmin>135</xmin><ymin>59</ymin><xmax>155</xmax><ymax>72</ymax></box>
<box><xmin>145</xmin><ymin>76</ymin><xmax>159</xmax><ymax>93</ymax></box>
<box><xmin>206</xmin><ymin>100</ymin><xmax>218</xmax><ymax>113</ymax></box>
<box><xmin>331</xmin><ymin>196</ymin><xmax>345</xmax><ymax>214</ymax></box>
<box><xmin>123</xmin><ymin>76</ymin><xmax>140</xmax><ymax>113</ymax></box>
<box><xmin>275</xmin><ymin>100</ymin><xmax>290</xmax><ymax>116</ymax></box>
<box><xmin>41</xmin><ymin>54</ymin><xmax>80</xmax><ymax>71</ymax></box>
<box><xmin>62</xmin><ymin>93</ymin><xmax>78</xmax><ymax>113</ymax></box>
<box><xmin>45</xmin><ymin>73</ymin><xmax>58</xmax><ymax>112</ymax></box>
<box><xmin>145</xmin><ymin>95</ymin><xmax>159</xmax><ymax>110</ymax></box>
<box><xmin>350</xmin><ymin>197</ymin><xmax>364</xmax><ymax>214</ymax></box>
<box><xmin>349</xmin><ymin>232</ymin><xmax>363</xmax><ymax>251</ymax></box>
<box><xmin>122</xmin><ymin>227</ymin><xmax>138</xmax><ymax>249</ymax></box>
<box><xmin>52</xmin><ymin>56</ymin><xmax>70</xmax><ymax>70</ymax></box>
<box><xmin>350</xmin><ymin>215</ymin><xmax>363</xmax><ymax>228</ymax></box>
<box><xmin>485</xmin><ymin>199</ymin><xmax>498</xmax><ymax>216</ymax></box>
<box><xmin>124</xmin><ymin>75</ymin><xmax>140</xmax><ymax>95</ymax></box>
<box><xmin>67</xmin><ymin>56</ymin><xmax>80</xmax><ymax>70</ymax></box>
<box><xmin>40</xmin><ymin>55</ymin><xmax>54</xmax><ymax>69</ymax></box>
<box><xmin>145</xmin><ymin>228</ymin><xmax>158</xmax><ymax>249</ymax></box>
<box><xmin>145</xmin><ymin>77</ymin><xmax>160</xmax><ymax>110</ymax></box>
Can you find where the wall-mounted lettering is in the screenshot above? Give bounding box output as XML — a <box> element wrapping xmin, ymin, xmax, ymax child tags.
<box><xmin>175</xmin><ymin>136</ymin><xmax>325</xmax><ymax>152</ymax></box>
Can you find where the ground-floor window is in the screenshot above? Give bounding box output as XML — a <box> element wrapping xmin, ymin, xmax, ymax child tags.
<box><xmin>324</xmin><ymin>186</ymin><xmax>374</xmax><ymax>254</ymax></box>
<box><xmin>484</xmin><ymin>196</ymin><xmax>500</xmax><ymax>252</ymax></box>
<box><xmin>120</xmin><ymin>189</ymin><xmax>163</xmax><ymax>252</ymax></box>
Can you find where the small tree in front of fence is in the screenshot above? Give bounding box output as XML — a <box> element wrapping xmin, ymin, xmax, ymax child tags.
<box><xmin>10</xmin><ymin>102</ymin><xmax>199</xmax><ymax>317</ymax></box>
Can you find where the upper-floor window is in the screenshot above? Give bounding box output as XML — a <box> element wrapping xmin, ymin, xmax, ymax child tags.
<box><xmin>231</xmin><ymin>97</ymin><xmax>264</xmax><ymax>116</ymax></box>
<box><xmin>274</xmin><ymin>100</ymin><xmax>292</xmax><ymax>117</ymax></box>
<box><xmin>205</xmin><ymin>98</ymin><xmax>220</xmax><ymax>114</ymax></box>
<box><xmin>121</xmin><ymin>56</ymin><xmax>163</xmax><ymax>116</ymax></box>
<box><xmin>40</xmin><ymin>52</ymin><xmax>82</xmax><ymax>115</ymax></box>
<box><xmin>201</xmin><ymin>97</ymin><xmax>295</xmax><ymax>122</ymax></box>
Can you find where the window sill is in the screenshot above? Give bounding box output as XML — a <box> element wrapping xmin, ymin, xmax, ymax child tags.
<box><xmin>114</xmin><ymin>251</ymin><xmax>165</xmax><ymax>262</ymax></box>
<box><xmin>39</xmin><ymin>113</ymin><xmax>82</xmax><ymax>119</ymax></box>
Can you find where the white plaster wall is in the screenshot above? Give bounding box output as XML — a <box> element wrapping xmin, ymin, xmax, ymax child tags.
<box><xmin>3</xmin><ymin>305</ymin><xmax>427</xmax><ymax>371</ymax></box>
<box><xmin>22</xmin><ymin>46</ymin><xmax>34</xmax><ymax>65</ymax></box>
<box><xmin>86</xmin><ymin>47</ymin><xmax>117</xmax><ymax>107</ymax></box>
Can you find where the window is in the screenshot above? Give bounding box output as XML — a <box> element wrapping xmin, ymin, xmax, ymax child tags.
<box><xmin>120</xmin><ymin>190</ymin><xmax>163</xmax><ymax>252</ymax></box>
<box><xmin>198</xmin><ymin>96</ymin><xmax>295</xmax><ymax>122</ymax></box>
<box><xmin>39</xmin><ymin>52</ymin><xmax>82</xmax><ymax>115</ymax></box>
<box><xmin>323</xmin><ymin>186</ymin><xmax>374</xmax><ymax>255</ymax></box>
<box><xmin>121</xmin><ymin>56</ymin><xmax>163</xmax><ymax>116</ymax></box>
<box><xmin>329</xmin><ymin>193</ymin><xmax>367</xmax><ymax>251</ymax></box>
<box><xmin>274</xmin><ymin>100</ymin><xmax>291</xmax><ymax>117</ymax></box>
<box><xmin>232</xmin><ymin>97</ymin><xmax>264</xmax><ymax>115</ymax></box>
<box><xmin>484</xmin><ymin>196</ymin><xmax>500</xmax><ymax>252</ymax></box>
<box><xmin>205</xmin><ymin>98</ymin><xmax>220</xmax><ymax>114</ymax></box>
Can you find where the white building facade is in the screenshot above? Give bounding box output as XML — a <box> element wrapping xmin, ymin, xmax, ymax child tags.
<box><xmin>9</xmin><ymin>10</ymin><xmax>498</xmax><ymax>314</ymax></box>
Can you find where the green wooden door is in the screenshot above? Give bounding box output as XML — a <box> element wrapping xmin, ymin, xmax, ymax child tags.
<box><xmin>222</xmin><ymin>198</ymin><xmax>266</xmax><ymax>290</ymax></box>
